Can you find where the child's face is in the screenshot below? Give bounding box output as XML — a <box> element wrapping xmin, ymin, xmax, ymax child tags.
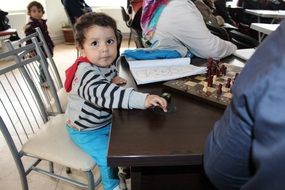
<box><xmin>28</xmin><ymin>6</ymin><xmax>44</xmax><ymax>20</ymax></box>
<box><xmin>79</xmin><ymin>25</ymin><xmax>118</xmax><ymax>68</ymax></box>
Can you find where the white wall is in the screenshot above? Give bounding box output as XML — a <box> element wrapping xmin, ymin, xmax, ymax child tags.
<box><xmin>45</xmin><ymin>0</ymin><xmax>69</xmax><ymax>44</ymax></box>
<box><xmin>7</xmin><ymin>1</ymin><xmax>129</xmax><ymax>44</ymax></box>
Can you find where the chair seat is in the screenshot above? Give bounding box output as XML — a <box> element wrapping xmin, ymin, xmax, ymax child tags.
<box><xmin>22</xmin><ymin>114</ymin><xmax>95</xmax><ymax>171</ymax></box>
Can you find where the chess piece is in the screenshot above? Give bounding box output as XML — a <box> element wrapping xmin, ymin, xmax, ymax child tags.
<box><xmin>217</xmin><ymin>83</ymin><xmax>222</xmax><ymax>95</ymax></box>
<box><xmin>234</xmin><ymin>73</ymin><xmax>239</xmax><ymax>83</ymax></box>
<box><xmin>203</xmin><ymin>81</ymin><xmax>208</xmax><ymax>92</ymax></box>
<box><xmin>153</xmin><ymin>92</ymin><xmax>175</xmax><ymax>113</ymax></box>
<box><xmin>220</xmin><ymin>65</ymin><xmax>225</xmax><ymax>75</ymax></box>
<box><xmin>212</xmin><ymin>60</ymin><xmax>219</xmax><ymax>75</ymax></box>
<box><xmin>213</xmin><ymin>75</ymin><xmax>217</xmax><ymax>85</ymax></box>
<box><xmin>224</xmin><ymin>66</ymin><xmax>227</xmax><ymax>75</ymax></box>
<box><xmin>208</xmin><ymin>75</ymin><xmax>213</xmax><ymax>87</ymax></box>
<box><xmin>217</xmin><ymin>69</ymin><xmax>221</xmax><ymax>77</ymax></box>
<box><xmin>225</xmin><ymin>78</ymin><xmax>231</xmax><ymax>88</ymax></box>
<box><xmin>161</xmin><ymin>92</ymin><xmax>171</xmax><ymax>104</ymax></box>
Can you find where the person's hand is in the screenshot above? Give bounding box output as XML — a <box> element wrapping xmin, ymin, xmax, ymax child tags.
<box><xmin>112</xmin><ymin>76</ymin><xmax>127</xmax><ymax>85</ymax></box>
<box><xmin>145</xmin><ymin>95</ymin><xmax>167</xmax><ymax>112</ymax></box>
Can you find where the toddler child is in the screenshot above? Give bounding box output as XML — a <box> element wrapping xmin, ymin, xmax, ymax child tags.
<box><xmin>24</xmin><ymin>1</ymin><xmax>54</xmax><ymax>87</ymax></box>
<box><xmin>64</xmin><ymin>12</ymin><xmax>167</xmax><ymax>190</ymax></box>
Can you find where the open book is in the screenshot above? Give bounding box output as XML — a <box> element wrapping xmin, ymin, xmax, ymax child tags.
<box><xmin>127</xmin><ymin>57</ymin><xmax>207</xmax><ymax>85</ymax></box>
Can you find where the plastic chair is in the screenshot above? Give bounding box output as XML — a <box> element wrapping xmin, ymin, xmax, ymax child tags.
<box><xmin>0</xmin><ymin>39</ymin><xmax>101</xmax><ymax>190</ymax></box>
<box><xmin>4</xmin><ymin>27</ymin><xmax>68</xmax><ymax>113</ymax></box>
<box><xmin>229</xmin><ymin>29</ymin><xmax>258</xmax><ymax>49</ymax></box>
<box><xmin>206</xmin><ymin>22</ymin><xmax>258</xmax><ymax>49</ymax></box>
<box><xmin>121</xmin><ymin>6</ymin><xmax>132</xmax><ymax>48</ymax></box>
<box><xmin>120</xmin><ymin>6</ymin><xmax>144</xmax><ymax>48</ymax></box>
<box><xmin>206</xmin><ymin>22</ymin><xmax>231</xmax><ymax>41</ymax></box>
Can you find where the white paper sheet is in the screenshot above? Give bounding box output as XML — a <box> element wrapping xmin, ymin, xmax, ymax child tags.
<box><xmin>127</xmin><ymin>58</ymin><xmax>207</xmax><ymax>85</ymax></box>
<box><xmin>234</xmin><ymin>48</ymin><xmax>255</xmax><ymax>61</ymax></box>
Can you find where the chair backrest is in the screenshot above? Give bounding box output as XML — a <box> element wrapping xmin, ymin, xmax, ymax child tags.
<box><xmin>206</xmin><ymin>22</ymin><xmax>230</xmax><ymax>41</ymax></box>
<box><xmin>120</xmin><ymin>6</ymin><xmax>144</xmax><ymax>48</ymax></box>
<box><xmin>9</xmin><ymin>41</ymin><xmax>62</xmax><ymax>115</ymax></box>
<box><xmin>4</xmin><ymin>28</ymin><xmax>67</xmax><ymax>113</ymax></box>
<box><xmin>229</xmin><ymin>29</ymin><xmax>259</xmax><ymax>49</ymax></box>
<box><xmin>131</xmin><ymin>28</ymin><xmax>144</xmax><ymax>48</ymax></box>
<box><xmin>0</xmin><ymin>43</ymin><xmax>52</xmax><ymax>147</ymax></box>
<box><xmin>120</xmin><ymin>6</ymin><xmax>131</xmax><ymax>25</ymax></box>
<box><xmin>6</xmin><ymin>27</ymin><xmax>63</xmax><ymax>89</ymax></box>
<box><xmin>0</xmin><ymin>41</ymin><xmax>100</xmax><ymax>190</ymax></box>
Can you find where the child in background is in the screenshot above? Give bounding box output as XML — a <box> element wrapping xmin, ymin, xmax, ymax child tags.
<box><xmin>64</xmin><ymin>12</ymin><xmax>167</xmax><ymax>190</ymax></box>
<box><xmin>24</xmin><ymin>1</ymin><xmax>54</xmax><ymax>87</ymax></box>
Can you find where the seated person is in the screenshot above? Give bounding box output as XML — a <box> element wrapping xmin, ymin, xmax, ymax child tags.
<box><xmin>141</xmin><ymin>0</ymin><xmax>237</xmax><ymax>60</ymax></box>
<box><xmin>214</xmin><ymin>0</ymin><xmax>237</xmax><ymax>26</ymax></box>
<box><xmin>61</xmin><ymin>0</ymin><xmax>92</xmax><ymax>25</ymax></box>
<box><xmin>64</xmin><ymin>12</ymin><xmax>167</xmax><ymax>190</ymax></box>
<box><xmin>194</xmin><ymin>0</ymin><xmax>225</xmax><ymax>27</ymax></box>
<box><xmin>204</xmin><ymin>20</ymin><xmax>285</xmax><ymax>190</ymax></box>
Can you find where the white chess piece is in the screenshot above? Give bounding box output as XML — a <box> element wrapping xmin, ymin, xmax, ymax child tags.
<box><xmin>213</xmin><ymin>75</ymin><xmax>217</xmax><ymax>85</ymax></box>
<box><xmin>203</xmin><ymin>81</ymin><xmax>208</xmax><ymax>92</ymax></box>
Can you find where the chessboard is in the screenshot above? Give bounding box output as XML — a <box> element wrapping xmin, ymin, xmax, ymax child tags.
<box><xmin>163</xmin><ymin>59</ymin><xmax>242</xmax><ymax>109</ymax></box>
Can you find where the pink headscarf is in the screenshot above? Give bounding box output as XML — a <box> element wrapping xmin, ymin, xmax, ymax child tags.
<box><xmin>141</xmin><ymin>0</ymin><xmax>169</xmax><ymax>40</ymax></box>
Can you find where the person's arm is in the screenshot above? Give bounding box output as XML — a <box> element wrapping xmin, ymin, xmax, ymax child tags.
<box><xmin>152</xmin><ymin>0</ymin><xmax>236</xmax><ymax>59</ymax></box>
<box><xmin>75</xmin><ymin>65</ymin><xmax>146</xmax><ymax>110</ymax></box>
<box><xmin>204</xmin><ymin>20</ymin><xmax>285</xmax><ymax>190</ymax></box>
<box><xmin>24</xmin><ymin>22</ymin><xmax>36</xmax><ymax>37</ymax></box>
<box><xmin>240</xmin><ymin>20</ymin><xmax>285</xmax><ymax>190</ymax></box>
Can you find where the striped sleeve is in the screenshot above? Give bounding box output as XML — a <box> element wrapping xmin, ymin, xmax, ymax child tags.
<box><xmin>77</xmin><ymin>69</ymin><xmax>134</xmax><ymax>109</ymax></box>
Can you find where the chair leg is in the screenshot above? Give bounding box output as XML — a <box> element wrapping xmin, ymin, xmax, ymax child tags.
<box><xmin>48</xmin><ymin>161</ymin><xmax>54</xmax><ymax>173</ymax></box>
<box><xmin>18</xmin><ymin>162</ymin><xmax>29</xmax><ymax>190</ymax></box>
<box><xmin>86</xmin><ymin>171</ymin><xmax>95</xmax><ymax>190</ymax></box>
<box><xmin>127</xmin><ymin>30</ymin><xmax>132</xmax><ymax>48</ymax></box>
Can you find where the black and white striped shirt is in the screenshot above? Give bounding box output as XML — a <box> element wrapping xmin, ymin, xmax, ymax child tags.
<box><xmin>66</xmin><ymin>62</ymin><xmax>147</xmax><ymax>131</ymax></box>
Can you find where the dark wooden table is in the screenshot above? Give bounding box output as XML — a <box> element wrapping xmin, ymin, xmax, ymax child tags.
<box><xmin>108</xmin><ymin>56</ymin><xmax>245</xmax><ymax>190</ymax></box>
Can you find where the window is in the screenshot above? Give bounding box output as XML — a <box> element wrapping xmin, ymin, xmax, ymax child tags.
<box><xmin>3</xmin><ymin>0</ymin><xmax>127</xmax><ymax>12</ymax></box>
<box><xmin>85</xmin><ymin>0</ymin><xmax>127</xmax><ymax>7</ymax></box>
<box><xmin>1</xmin><ymin>0</ymin><xmax>28</xmax><ymax>12</ymax></box>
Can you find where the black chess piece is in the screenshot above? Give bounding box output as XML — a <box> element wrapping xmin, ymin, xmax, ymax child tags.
<box><xmin>153</xmin><ymin>92</ymin><xmax>175</xmax><ymax>114</ymax></box>
<box><xmin>161</xmin><ymin>92</ymin><xmax>171</xmax><ymax>104</ymax></box>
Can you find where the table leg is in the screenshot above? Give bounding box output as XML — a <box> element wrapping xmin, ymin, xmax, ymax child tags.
<box><xmin>131</xmin><ymin>167</ymin><xmax>142</xmax><ymax>190</ymax></box>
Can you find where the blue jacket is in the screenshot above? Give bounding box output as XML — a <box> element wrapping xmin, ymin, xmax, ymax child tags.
<box><xmin>204</xmin><ymin>20</ymin><xmax>285</xmax><ymax>190</ymax></box>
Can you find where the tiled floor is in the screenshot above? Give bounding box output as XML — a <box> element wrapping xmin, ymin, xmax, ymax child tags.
<box><xmin>0</xmin><ymin>40</ymin><xmax>135</xmax><ymax>190</ymax></box>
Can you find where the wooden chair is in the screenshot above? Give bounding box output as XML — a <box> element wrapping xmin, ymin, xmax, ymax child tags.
<box><xmin>0</xmin><ymin>38</ymin><xmax>101</xmax><ymax>190</ymax></box>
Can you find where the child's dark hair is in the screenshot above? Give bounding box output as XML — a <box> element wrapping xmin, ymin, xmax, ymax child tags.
<box><xmin>27</xmin><ymin>1</ymin><xmax>45</xmax><ymax>14</ymax></box>
<box><xmin>74</xmin><ymin>12</ymin><xmax>118</xmax><ymax>48</ymax></box>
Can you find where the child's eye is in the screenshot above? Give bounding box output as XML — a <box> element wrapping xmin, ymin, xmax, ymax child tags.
<box><xmin>107</xmin><ymin>39</ymin><xmax>115</xmax><ymax>45</ymax></box>
<box><xmin>91</xmin><ymin>41</ymin><xmax>98</xmax><ymax>47</ymax></box>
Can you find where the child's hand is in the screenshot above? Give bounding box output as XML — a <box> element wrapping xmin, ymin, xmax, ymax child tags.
<box><xmin>145</xmin><ymin>95</ymin><xmax>167</xmax><ymax>112</ymax></box>
<box><xmin>112</xmin><ymin>76</ymin><xmax>127</xmax><ymax>85</ymax></box>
